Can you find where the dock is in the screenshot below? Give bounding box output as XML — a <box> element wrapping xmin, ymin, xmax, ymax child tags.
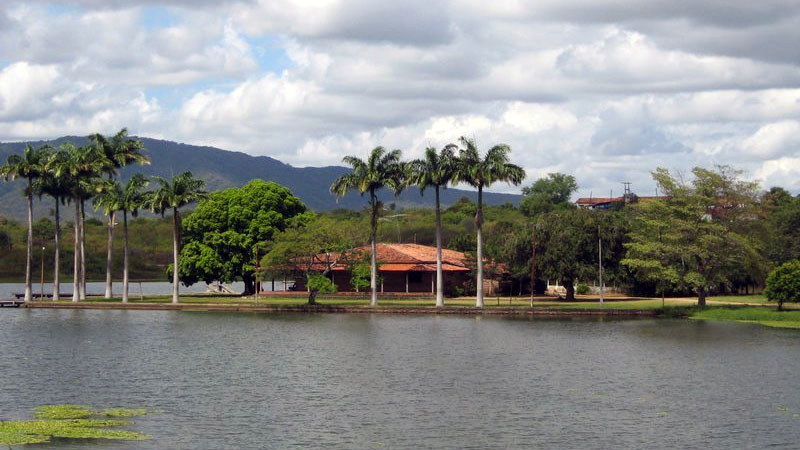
<box><xmin>12</xmin><ymin>293</ymin><xmax>102</xmax><ymax>299</ymax></box>
<box><xmin>0</xmin><ymin>299</ymin><xmax>25</xmax><ymax>307</ymax></box>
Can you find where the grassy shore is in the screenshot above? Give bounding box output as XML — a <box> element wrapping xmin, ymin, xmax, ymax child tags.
<box><xmin>27</xmin><ymin>294</ymin><xmax>800</xmax><ymax>329</ymax></box>
<box><xmin>689</xmin><ymin>307</ymin><xmax>800</xmax><ymax>329</ymax></box>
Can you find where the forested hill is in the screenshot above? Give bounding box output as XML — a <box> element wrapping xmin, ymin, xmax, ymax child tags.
<box><xmin>0</xmin><ymin>136</ymin><xmax>520</xmax><ymax>219</ymax></box>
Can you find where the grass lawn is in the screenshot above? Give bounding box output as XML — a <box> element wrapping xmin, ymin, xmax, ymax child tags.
<box><xmin>706</xmin><ymin>294</ymin><xmax>769</xmax><ymax>304</ymax></box>
<box><xmin>690</xmin><ymin>307</ymin><xmax>800</xmax><ymax>329</ymax></box>
<box><xmin>35</xmin><ymin>293</ymin><xmax>800</xmax><ymax>331</ymax></box>
<box><xmin>71</xmin><ymin>295</ymin><xmax>699</xmax><ymax>310</ymax></box>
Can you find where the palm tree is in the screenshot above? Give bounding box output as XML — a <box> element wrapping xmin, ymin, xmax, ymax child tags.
<box><xmin>453</xmin><ymin>137</ymin><xmax>525</xmax><ymax>307</ymax></box>
<box><xmin>1</xmin><ymin>145</ymin><xmax>49</xmax><ymax>302</ymax></box>
<box><xmin>94</xmin><ymin>179</ymin><xmax>123</xmax><ymax>299</ymax></box>
<box><xmin>34</xmin><ymin>152</ymin><xmax>71</xmax><ymax>301</ymax></box>
<box><xmin>48</xmin><ymin>143</ymin><xmax>106</xmax><ymax>301</ymax></box>
<box><xmin>330</xmin><ymin>147</ymin><xmax>407</xmax><ymax>306</ymax></box>
<box><xmin>410</xmin><ymin>146</ymin><xmax>456</xmax><ymax>307</ymax></box>
<box><xmin>89</xmin><ymin>128</ymin><xmax>148</xmax><ymax>176</ymax></box>
<box><xmin>118</xmin><ymin>174</ymin><xmax>149</xmax><ymax>303</ymax></box>
<box><xmin>146</xmin><ymin>172</ymin><xmax>208</xmax><ymax>303</ymax></box>
<box><xmin>89</xmin><ymin>129</ymin><xmax>148</xmax><ymax>299</ymax></box>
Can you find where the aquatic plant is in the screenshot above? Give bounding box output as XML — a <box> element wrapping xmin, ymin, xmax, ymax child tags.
<box><xmin>100</xmin><ymin>408</ymin><xmax>148</xmax><ymax>417</ymax></box>
<box><xmin>0</xmin><ymin>405</ymin><xmax>150</xmax><ymax>445</ymax></box>
<box><xmin>34</xmin><ymin>404</ymin><xmax>93</xmax><ymax>419</ymax></box>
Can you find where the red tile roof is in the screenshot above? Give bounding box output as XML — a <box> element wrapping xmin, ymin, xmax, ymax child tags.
<box><xmin>301</xmin><ymin>243</ymin><xmax>472</xmax><ymax>272</ymax></box>
<box><xmin>576</xmin><ymin>195</ymin><xmax>668</xmax><ymax>206</ymax></box>
<box><xmin>575</xmin><ymin>197</ymin><xmax>622</xmax><ymax>205</ymax></box>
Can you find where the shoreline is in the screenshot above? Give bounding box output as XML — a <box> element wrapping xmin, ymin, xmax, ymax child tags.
<box><xmin>21</xmin><ymin>301</ymin><xmax>660</xmax><ymax>317</ymax></box>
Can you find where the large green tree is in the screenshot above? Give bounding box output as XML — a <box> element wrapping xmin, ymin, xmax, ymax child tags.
<box><xmin>453</xmin><ymin>137</ymin><xmax>525</xmax><ymax>307</ymax></box>
<box><xmin>261</xmin><ymin>214</ymin><xmax>365</xmax><ymax>304</ymax></box>
<box><xmin>1</xmin><ymin>144</ymin><xmax>50</xmax><ymax>302</ymax></box>
<box><xmin>146</xmin><ymin>171</ymin><xmax>208</xmax><ymax>303</ymax></box>
<box><xmin>536</xmin><ymin>207</ymin><xmax>626</xmax><ymax>300</ymax></box>
<box><xmin>764</xmin><ymin>187</ymin><xmax>800</xmax><ymax>265</ymax></box>
<box><xmin>622</xmin><ymin>166</ymin><xmax>765</xmax><ymax>306</ymax></box>
<box><xmin>180</xmin><ymin>179</ymin><xmax>308</xmax><ymax>295</ymax></box>
<box><xmin>410</xmin><ymin>145</ymin><xmax>457</xmax><ymax>307</ymax></box>
<box><xmin>330</xmin><ymin>147</ymin><xmax>407</xmax><ymax>306</ymax></box>
<box><xmin>520</xmin><ymin>173</ymin><xmax>577</xmax><ymax>217</ymax></box>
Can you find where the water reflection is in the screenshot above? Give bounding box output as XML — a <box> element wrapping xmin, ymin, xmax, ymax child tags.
<box><xmin>1</xmin><ymin>311</ymin><xmax>799</xmax><ymax>449</ymax></box>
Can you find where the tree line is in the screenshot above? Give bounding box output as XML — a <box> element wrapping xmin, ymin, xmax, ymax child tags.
<box><xmin>262</xmin><ymin>159</ymin><xmax>799</xmax><ymax>308</ymax></box>
<box><xmin>4</xmin><ymin>132</ymin><xmax>798</xmax><ymax>309</ymax></box>
<box><xmin>1</xmin><ymin>129</ymin><xmax>207</xmax><ymax>303</ymax></box>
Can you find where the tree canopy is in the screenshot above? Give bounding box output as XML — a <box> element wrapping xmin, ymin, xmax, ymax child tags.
<box><xmin>180</xmin><ymin>179</ymin><xmax>309</xmax><ymax>295</ymax></box>
<box><xmin>764</xmin><ymin>260</ymin><xmax>800</xmax><ymax>310</ymax></box>
<box><xmin>520</xmin><ymin>172</ymin><xmax>577</xmax><ymax>217</ymax></box>
<box><xmin>261</xmin><ymin>214</ymin><xmax>366</xmax><ymax>303</ymax></box>
<box><xmin>535</xmin><ymin>207</ymin><xmax>627</xmax><ymax>300</ymax></box>
<box><xmin>622</xmin><ymin>166</ymin><xmax>766</xmax><ymax>306</ymax></box>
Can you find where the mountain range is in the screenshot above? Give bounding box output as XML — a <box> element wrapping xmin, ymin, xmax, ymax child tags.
<box><xmin>0</xmin><ymin>136</ymin><xmax>521</xmax><ymax>220</ymax></box>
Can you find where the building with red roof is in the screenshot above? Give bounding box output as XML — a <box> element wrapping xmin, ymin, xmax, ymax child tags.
<box><xmin>292</xmin><ymin>243</ymin><xmax>474</xmax><ymax>294</ymax></box>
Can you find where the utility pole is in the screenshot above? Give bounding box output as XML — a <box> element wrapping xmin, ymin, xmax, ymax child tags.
<box><xmin>530</xmin><ymin>226</ymin><xmax>536</xmax><ymax>308</ymax></box>
<box><xmin>254</xmin><ymin>246</ymin><xmax>259</xmax><ymax>301</ymax></box>
<box><xmin>40</xmin><ymin>246</ymin><xmax>45</xmax><ymax>300</ymax></box>
<box><xmin>598</xmin><ymin>238</ymin><xmax>604</xmax><ymax>305</ymax></box>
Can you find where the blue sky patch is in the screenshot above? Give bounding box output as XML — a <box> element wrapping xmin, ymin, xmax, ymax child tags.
<box><xmin>44</xmin><ymin>4</ymin><xmax>82</xmax><ymax>16</ymax></box>
<box><xmin>140</xmin><ymin>6</ymin><xmax>178</xmax><ymax>29</ymax></box>
<box><xmin>245</xmin><ymin>36</ymin><xmax>292</xmax><ymax>74</ymax></box>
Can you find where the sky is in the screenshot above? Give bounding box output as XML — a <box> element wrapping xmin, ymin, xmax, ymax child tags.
<box><xmin>1</xmin><ymin>0</ymin><xmax>799</xmax><ymax>197</ymax></box>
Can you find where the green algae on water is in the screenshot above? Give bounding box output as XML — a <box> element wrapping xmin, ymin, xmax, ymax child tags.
<box><xmin>100</xmin><ymin>407</ymin><xmax>148</xmax><ymax>417</ymax></box>
<box><xmin>0</xmin><ymin>405</ymin><xmax>151</xmax><ymax>445</ymax></box>
<box><xmin>34</xmin><ymin>404</ymin><xmax>94</xmax><ymax>419</ymax></box>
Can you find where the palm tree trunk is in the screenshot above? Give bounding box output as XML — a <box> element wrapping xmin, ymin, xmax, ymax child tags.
<box><xmin>73</xmin><ymin>199</ymin><xmax>80</xmax><ymax>302</ymax></box>
<box><xmin>370</xmin><ymin>190</ymin><xmax>378</xmax><ymax>307</ymax></box>
<box><xmin>172</xmin><ymin>207</ymin><xmax>180</xmax><ymax>304</ymax></box>
<box><xmin>122</xmin><ymin>210</ymin><xmax>129</xmax><ymax>303</ymax></box>
<box><xmin>53</xmin><ymin>199</ymin><xmax>60</xmax><ymax>301</ymax></box>
<box><xmin>475</xmin><ymin>185</ymin><xmax>484</xmax><ymax>307</ymax></box>
<box><xmin>24</xmin><ymin>179</ymin><xmax>33</xmax><ymax>303</ymax></box>
<box><xmin>80</xmin><ymin>199</ymin><xmax>86</xmax><ymax>300</ymax></box>
<box><xmin>435</xmin><ymin>186</ymin><xmax>444</xmax><ymax>307</ymax></box>
<box><xmin>104</xmin><ymin>212</ymin><xmax>114</xmax><ymax>299</ymax></box>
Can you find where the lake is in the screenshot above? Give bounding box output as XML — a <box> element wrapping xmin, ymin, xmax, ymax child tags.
<box><xmin>1</xmin><ymin>311</ymin><xmax>799</xmax><ymax>449</ymax></box>
<box><xmin>0</xmin><ymin>281</ymin><xmax>296</xmax><ymax>300</ymax></box>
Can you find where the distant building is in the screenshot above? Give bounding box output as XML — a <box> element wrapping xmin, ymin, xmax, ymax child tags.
<box><xmin>291</xmin><ymin>243</ymin><xmax>475</xmax><ymax>295</ymax></box>
<box><xmin>576</xmin><ymin>195</ymin><xmax>667</xmax><ymax>209</ymax></box>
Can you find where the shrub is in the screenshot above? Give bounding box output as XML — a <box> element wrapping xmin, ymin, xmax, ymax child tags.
<box><xmin>576</xmin><ymin>283</ymin><xmax>590</xmax><ymax>295</ymax></box>
<box><xmin>307</xmin><ymin>274</ymin><xmax>336</xmax><ymax>295</ymax></box>
<box><xmin>765</xmin><ymin>260</ymin><xmax>800</xmax><ymax>310</ymax></box>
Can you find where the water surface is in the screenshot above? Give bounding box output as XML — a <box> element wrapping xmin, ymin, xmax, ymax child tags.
<box><xmin>0</xmin><ymin>281</ymin><xmax>293</xmax><ymax>299</ymax></box>
<box><xmin>1</xmin><ymin>311</ymin><xmax>799</xmax><ymax>449</ymax></box>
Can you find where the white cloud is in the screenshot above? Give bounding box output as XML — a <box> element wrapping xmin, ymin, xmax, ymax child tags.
<box><xmin>0</xmin><ymin>62</ymin><xmax>60</xmax><ymax>120</ymax></box>
<box><xmin>756</xmin><ymin>157</ymin><xmax>800</xmax><ymax>191</ymax></box>
<box><xmin>1</xmin><ymin>0</ymin><xmax>800</xmax><ymax>197</ymax></box>
<box><xmin>742</xmin><ymin>121</ymin><xmax>800</xmax><ymax>159</ymax></box>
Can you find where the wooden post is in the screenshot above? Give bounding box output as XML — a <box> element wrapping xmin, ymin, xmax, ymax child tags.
<box><xmin>405</xmin><ymin>272</ymin><xmax>409</xmax><ymax>293</ymax></box>
<box><xmin>40</xmin><ymin>246</ymin><xmax>45</xmax><ymax>300</ymax></box>
<box><xmin>599</xmin><ymin>237</ymin><xmax>604</xmax><ymax>305</ymax></box>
